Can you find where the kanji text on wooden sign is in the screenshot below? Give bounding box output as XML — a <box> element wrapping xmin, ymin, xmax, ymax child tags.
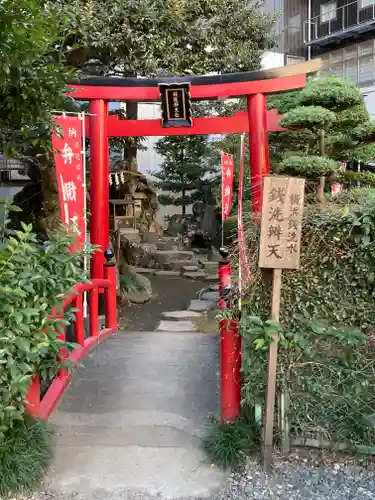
<box><xmin>159</xmin><ymin>82</ymin><xmax>192</xmax><ymax>128</ymax></box>
<box><xmin>259</xmin><ymin>176</ymin><xmax>305</xmax><ymax>269</ymax></box>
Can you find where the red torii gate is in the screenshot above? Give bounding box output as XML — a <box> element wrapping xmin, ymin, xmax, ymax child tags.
<box><xmin>69</xmin><ymin>59</ymin><xmax>320</xmax><ymax>283</ymax></box>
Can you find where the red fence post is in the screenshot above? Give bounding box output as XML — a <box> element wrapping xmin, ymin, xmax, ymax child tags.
<box><xmin>26</xmin><ymin>376</ymin><xmax>41</xmax><ymax>417</ymax></box>
<box><xmin>218</xmin><ymin>247</ymin><xmax>241</xmax><ymax>423</ymax></box>
<box><xmin>103</xmin><ymin>249</ymin><xmax>118</xmax><ymax>331</ymax></box>
<box><xmin>73</xmin><ymin>293</ymin><xmax>85</xmax><ymax>346</ymax></box>
<box><xmin>89</xmin><ymin>287</ymin><xmax>99</xmax><ymax>336</ymax></box>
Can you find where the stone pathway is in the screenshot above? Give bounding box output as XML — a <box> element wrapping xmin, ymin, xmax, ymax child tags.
<box><xmin>40</xmin><ymin>278</ymin><xmax>223</xmax><ymax>499</ymax></box>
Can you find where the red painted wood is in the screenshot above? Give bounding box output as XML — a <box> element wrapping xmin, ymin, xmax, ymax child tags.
<box><xmin>247</xmin><ymin>93</ymin><xmax>269</xmax><ymax>216</ymax></box>
<box><xmin>90</xmin><ymin>287</ymin><xmax>99</xmax><ymax>336</ymax></box>
<box><xmin>26</xmin><ymin>377</ymin><xmax>41</xmax><ymax>417</ymax></box>
<box><xmin>84</xmin><ymin>109</ymin><xmax>285</xmax><ymax>137</ymax></box>
<box><xmin>90</xmin><ymin>100</ymin><xmax>109</xmax><ymax>281</ymax></box>
<box><xmin>69</xmin><ymin>74</ymin><xmax>306</xmax><ymax>101</ymax></box>
<box><xmin>218</xmin><ymin>260</ymin><xmax>241</xmax><ymax>422</ymax></box>
<box><xmin>104</xmin><ymin>265</ymin><xmax>118</xmax><ymax>331</ymax></box>
<box><xmin>73</xmin><ymin>294</ymin><xmax>85</xmax><ymax>346</ymax></box>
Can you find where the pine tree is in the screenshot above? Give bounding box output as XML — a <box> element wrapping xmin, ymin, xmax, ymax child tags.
<box><xmin>153</xmin><ymin>134</ymin><xmax>217</xmax><ymax>214</ymax></box>
<box><xmin>268</xmin><ymin>76</ymin><xmax>375</xmax><ymax>201</ymax></box>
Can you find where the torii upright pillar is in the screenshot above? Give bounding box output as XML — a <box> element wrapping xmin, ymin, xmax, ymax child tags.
<box><xmin>90</xmin><ymin>99</ymin><xmax>109</xmax><ymax>280</ymax></box>
<box><xmin>247</xmin><ymin>93</ymin><xmax>270</xmax><ymax>216</ymax></box>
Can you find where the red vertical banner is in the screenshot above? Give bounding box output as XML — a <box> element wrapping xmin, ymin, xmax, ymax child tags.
<box><xmin>221</xmin><ymin>152</ymin><xmax>235</xmax><ymax>220</ymax></box>
<box><xmin>238</xmin><ymin>135</ymin><xmax>250</xmax><ymax>285</ymax></box>
<box><xmin>52</xmin><ymin>115</ymin><xmax>85</xmax><ymax>251</ymax></box>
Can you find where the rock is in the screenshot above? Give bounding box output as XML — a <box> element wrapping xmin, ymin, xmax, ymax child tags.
<box><xmin>156</xmin><ymin>320</ymin><xmax>197</xmax><ymax>332</ymax></box>
<box><xmin>188</xmin><ymin>299</ymin><xmax>216</xmax><ymax>312</ymax></box>
<box><xmin>208</xmin><ymin>246</ymin><xmax>221</xmax><ymax>262</ymax></box>
<box><xmin>200</xmin><ymin>204</ymin><xmax>219</xmax><ymax>241</ymax></box>
<box><xmin>149</xmin><ymin>219</ymin><xmax>164</xmax><ymax>236</ymax></box>
<box><xmin>141</xmin><ymin>232</ymin><xmax>159</xmax><ymax>243</ymax></box>
<box><xmin>209</xmin><ymin>284</ymin><xmax>219</xmax><ymax>292</ymax></box>
<box><xmin>139</xmin><ymin>243</ymin><xmax>158</xmax><ymax>254</ymax></box>
<box><xmin>154</xmin><ymin>250</ymin><xmax>194</xmax><ymax>264</ymax></box>
<box><xmin>161</xmin><ymin>310</ymin><xmax>202</xmax><ymax>320</ymax></box>
<box><xmin>201</xmin><ymin>291</ymin><xmax>219</xmax><ymax>302</ymax></box>
<box><xmin>124</xmin><ymin>291</ymin><xmax>151</xmax><ymax>304</ymax></box>
<box><xmin>127</xmin><ymin>268</ymin><xmax>152</xmax><ymax>295</ymax></box>
<box><xmin>184</xmin><ymin>271</ymin><xmax>206</xmax><ymax>280</ymax></box>
<box><xmin>156</xmin><ymin>240</ymin><xmax>175</xmax><ymax>251</ymax></box>
<box><xmin>155</xmin><ymin>270</ymin><xmax>180</xmax><ymax>276</ymax></box>
<box><xmin>120</xmin><ymin>269</ymin><xmax>152</xmax><ymax>304</ymax></box>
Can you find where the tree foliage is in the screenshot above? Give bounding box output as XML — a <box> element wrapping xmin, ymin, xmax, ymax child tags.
<box><xmin>51</xmin><ymin>0</ymin><xmax>276</xmax><ymax>165</ymax></box>
<box><xmin>154</xmin><ymin>133</ymin><xmax>217</xmax><ymax>213</ymax></box>
<box><xmin>53</xmin><ymin>0</ymin><xmax>276</xmax><ymax>77</ymax></box>
<box><xmin>0</xmin><ymin>0</ymin><xmax>70</xmax><ymax>155</ymax></box>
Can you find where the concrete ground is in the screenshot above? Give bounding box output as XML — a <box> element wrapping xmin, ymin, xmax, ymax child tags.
<box><xmin>46</xmin><ymin>330</ymin><xmax>226</xmax><ymax>499</ymax></box>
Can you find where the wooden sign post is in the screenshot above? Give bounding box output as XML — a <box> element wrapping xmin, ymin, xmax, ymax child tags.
<box><xmin>258</xmin><ymin>175</ymin><xmax>305</xmax><ymax>470</ymax></box>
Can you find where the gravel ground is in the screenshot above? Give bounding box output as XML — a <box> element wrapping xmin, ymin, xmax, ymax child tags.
<box><xmin>12</xmin><ymin>457</ymin><xmax>375</xmax><ymax>500</ymax></box>
<box><xmin>213</xmin><ymin>458</ymin><xmax>375</xmax><ymax>500</ymax></box>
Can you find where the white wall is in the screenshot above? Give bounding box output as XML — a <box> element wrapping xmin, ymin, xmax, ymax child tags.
<box><xmin>261</xmin><ymin>51</ymin><xmax>285</xmax><ymax>69</ymax></box>
<box><xmin>362</xmin><ymin>86</ymin><xmax>375</xmax><ymax>120</ymax></box>
<box><xmin>137</xmin><ymin>103</ymin><xmax>164</xmax><ymax>178</ymax></box>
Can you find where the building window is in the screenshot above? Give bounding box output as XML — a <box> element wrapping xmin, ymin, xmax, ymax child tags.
<box><xmin>360</xmin><ymin>0</ymin><xmax>375</xmax><ymax>8</ymax></box>
<box><xmin>344</xmin><ymin>58</ymin><xmax>358</xmax><ymax>82</ymax></box>
<box><xmin>359</xmin><ymin>54</ymin><xmax>375</xmax><ymax>83</ymax></box>
<box><xmin>320</xmin><ymin>1</ymin><xmax>337</xmax><ymax>22</ymax></box>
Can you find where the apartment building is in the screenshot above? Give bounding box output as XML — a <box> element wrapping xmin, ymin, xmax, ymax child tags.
<box><xmin>279</xmin><ymin>0</ymin><xmax>375</xmax><ymax>116</ymax></box>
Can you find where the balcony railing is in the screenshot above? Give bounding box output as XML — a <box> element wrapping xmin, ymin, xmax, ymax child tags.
<box><xmin>304</xmin><ymin>0</ymin><xmax>375</xmax><ymax>44</ymax></box>
<box><xmin>0</xmin><ymin>158</ymin><xmax>30</xmax><ymax>183</ymax></box>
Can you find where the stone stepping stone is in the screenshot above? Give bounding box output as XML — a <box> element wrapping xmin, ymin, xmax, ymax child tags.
<box><xmin>156</xmin><ymin>320</ymin><xmax>197</xmax><ymax>332</ymax></box>
<box><xmin>155</xmin><ymin>270</ymin><xmax>180</xmax><ymax>276</ymax></box>
<box><xmin>132</xmin><ymin>267</ymin><xmax>155</xmax><ymax>274</ymax></box>
<box><xmin>188</xmin><ymin>299</ymin><xmax>215</xmax><ymax>312</ymax></box>
<box><xmin>165</xmin><ymin>260</ymin><xmax>198</xmax><ymax>270</ymax></box>
<box><xmin>162</xmin><ymin>310</ymin><xmax>201</xmax><ymax>320</ymax></box>
<box><xmin>156</xmin><ymin>241</ymin><xmax>175</xmax><ymax>251</ymax></box>
<box><xmin>202</xmin><ymin>261</ymin><xmax>218</xmax><ymax>271</ymax></box>
<box><xmin>154</xmin><ymin>250</ymin><xmax>194</xmax><ymax>264</ymax></box>
<box><xmin>201</xmin><ymin>291</ymin><xmax>219</xmax><ymax>302</ymax></box>
<box><xmin>204</xmin><ymin>274</ymin><xmax>218</xmax><ymax>282</ymax></box>
<box><xmin>182</xmin><ymin>265</ymin><xmax>199</xmax><ymax>273</ymax></box>
<box><xmin>184</xmin><ymin>272</ymin><xmax>206</xmax><ymax>280</ymax></box>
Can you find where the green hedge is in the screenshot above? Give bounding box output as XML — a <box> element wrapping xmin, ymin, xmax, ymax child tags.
<box><xmin>240</xmin><ymin>201</ymin><xmax>375</xmax><ymax>447</ymax></box>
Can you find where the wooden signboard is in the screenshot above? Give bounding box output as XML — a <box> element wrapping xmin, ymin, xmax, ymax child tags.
<box><xmin>158</xmin><ymin>82</ymin><xmax>193</xmax><ymax>128</ymax></box>
<box><xmin>258</xmin><ymin>175</ymin><xmax>305</xmax><ymax>471</ymax></box>
<box><xmin>259</xmin><ymin>176</ymin><xmax>305</xmax><ymax>270</ymax></box>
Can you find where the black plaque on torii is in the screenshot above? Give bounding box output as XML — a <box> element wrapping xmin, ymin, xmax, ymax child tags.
<box><xmin>158</xmin><ymin>82</ymin><xmax>193</xmax><ymax>128</ymax></box>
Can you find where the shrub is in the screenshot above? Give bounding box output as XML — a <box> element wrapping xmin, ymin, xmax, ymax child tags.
<box><xmin>0</xmin><ymin>417</ymin><xmax>53</xmax><ymax>497</ymax></box>
<box><xmin>119</xmin><ymin>273</ymin><xmax>145</xmax><ymax>294</ymax></box>
<box><xmin>0</xmin><ymin>201</ymin><xmax>88</xmax><ymax>439</ymax></box>
<box><xmin>202</xmin><ymin>414</ymin><xmax>260</xmax><ymax>468</ymax></box>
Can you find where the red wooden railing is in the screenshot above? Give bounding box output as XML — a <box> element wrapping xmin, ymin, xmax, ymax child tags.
<box><xmin>26</xmin><ymin>258</ymin><xmax>117</xmax><ymax>420</ymax></box>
